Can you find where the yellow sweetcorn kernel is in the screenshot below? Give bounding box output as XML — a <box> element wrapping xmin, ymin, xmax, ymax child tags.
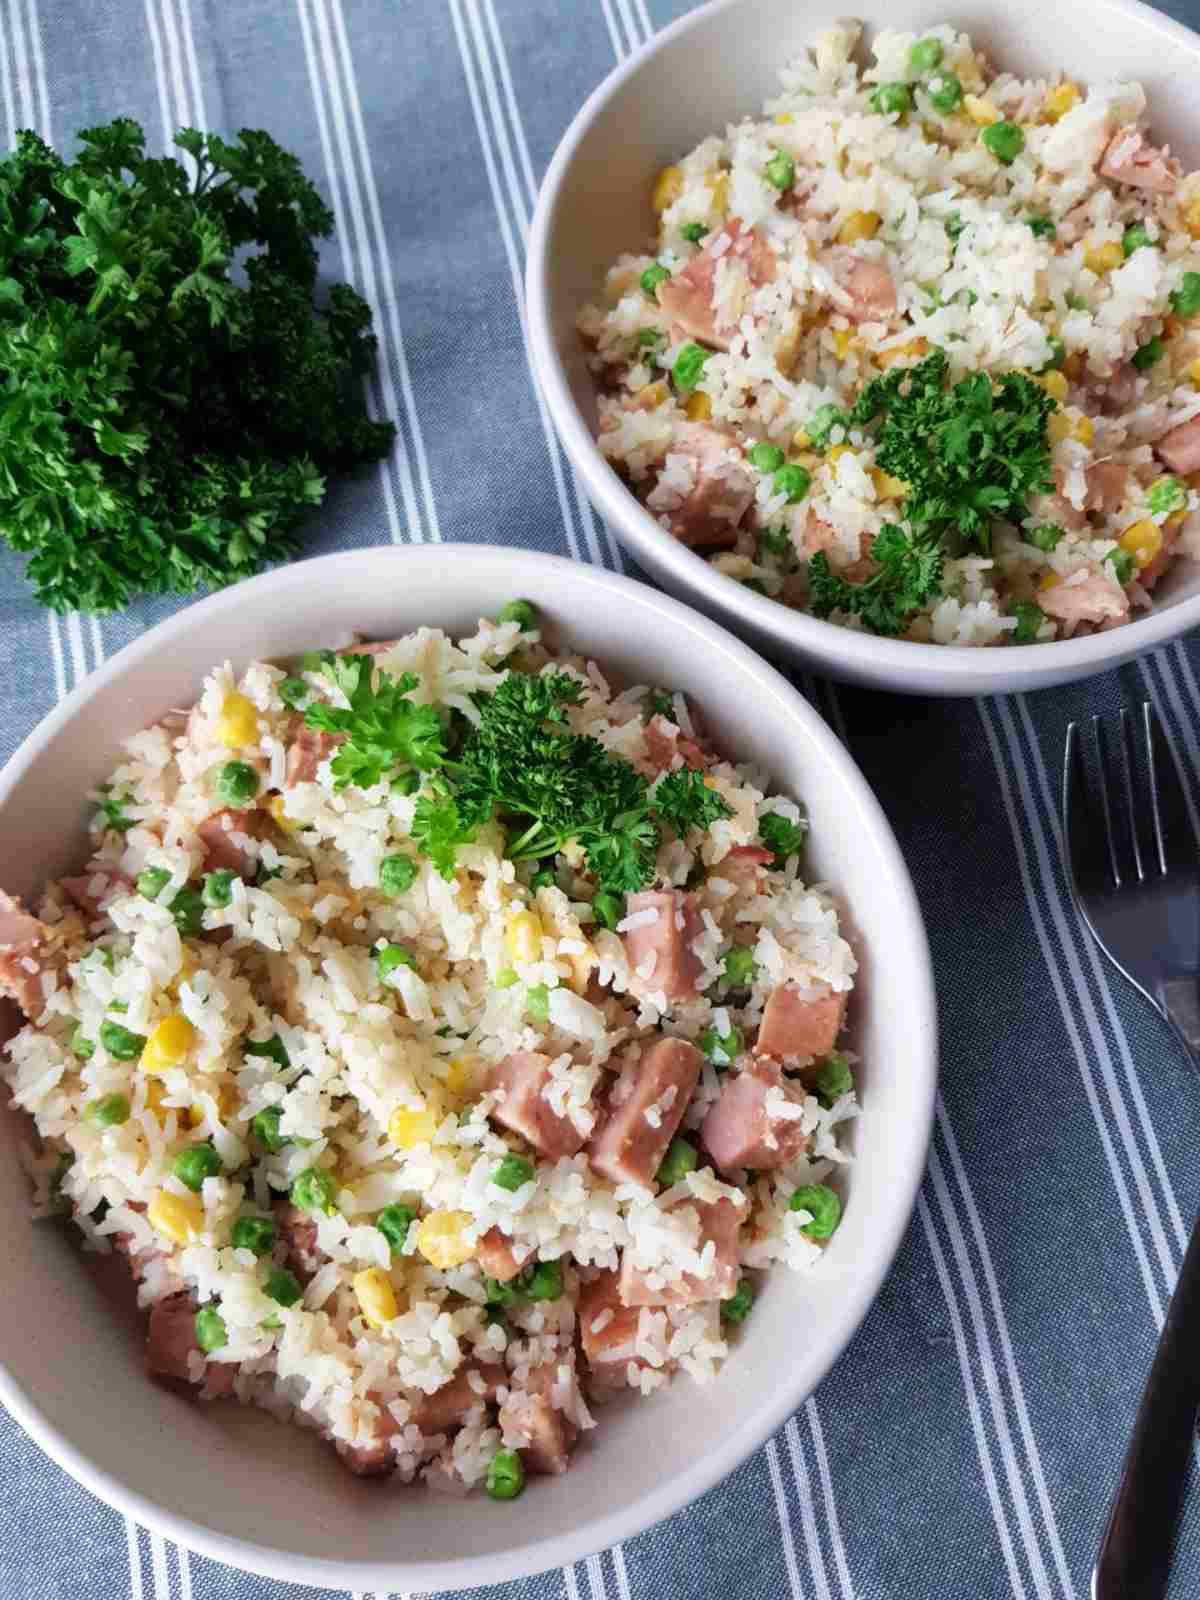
<box><xmin>1120</xmin><ymin>520</ymin><xmax>1164</xmax><ymax>568</ymax></box>
<box><xmin>830</xmin><ymin>327</ymin><xmax>858</xmax><ymax>359</ymax></box>
<box><xmin>216</xmin><ymin>692</ymin><xmax>259</xmax><ymax>749</ymax></box>
<box><xmin>791</xmin><ymin>428</ymin><xmax>811</xmax><ymax>451</ymax></box>
<box><xmin>837</xmin><ymin>210</ymin><xmax>881</xmax><ymax>244</ymax></box>
<box><xmin>416</xmin><ymin>1211</ymin><xmax>474</xmax><ymax>1270</ymax></box>
<box><xmin>1183</xmin><ymin>196</ymin><xmax>1200</xmax><ymax>239</ymax></box>
<box><xmin>652</xmin><ymin>166</ymin><xmax>683</xmax><ymax>213</ymax></box>
<box><xmin>827</xmin><ymin>444</ymin><xmax>853</xmax><ymax>465</ymax></box>
<box><xmin>1187</xmin><ymin>357</ymin><xmax>1200</xmax><ymax>388</ymax></box>
<box><xmin>443</xmin><ymin>1056</ymin><xmax>477</xmax><ymax>1101</ymax></box>
<box><xmin>1166</xmin><ymin>508</ymin><xmax>1189</xmax><ymax>530</ymax></box>
<box><xmin>1073</xmin><ymin>415</ymin><xmax>1095</xmax><ymax>447</ymax></box>
<box><xmin>505</xmin><ymin>909</ymin><xmax>542</xmax><ymax>964</ymax></box>
<box><xmin>187</xmin><ymin>1083</ymin><xmax>235</xmax><ymax>1128</ymax></box>
<box><xmin>1047</xmin><ymin>413</ymin><xmax>1073</xmax><ymax>447</ymax></box>
<box><xmin>144</xmin><ymin>1079</ymin><xmax>168</xmax><ymax>1116</ymax></box>
<box><xmin>706</xmin><ymin>172</ymin><xmax>729</xmax><ymax>214</ymax></box>
<box><xmin>388</xmin><ymin>1102</ymin><xmax>440</xmax><ymax>1150</ymax></box>
<box><xmin>1084</xmin><ymin>241</ymin><xmax>1124</xmax><ymax>275</ymax></box>
<box><xmin>1039</xmin><ymin>572</ymin><xmax>1062</xmax><ymax>591</ymax></box>
<box><xmin>632</xmin><ymin>381</ymin><xmax>669</xmax><ymax>411</ymax></box>
<box><xmin>774</xmin><ymin>112</ymin><xmax>794</xmax><ymax>125</ymax></box>
<box><xmin>963</xmin><ymin>95</ymin><xmax>1000</xmax><ymax>126</ymax></box>
<box><xmin>685</xmin><ymin>392</ymin><xmax>712</xmax><ymax>421</ymax></box>
<box><xmin>872</xmin><ymin>469</ymin><xmax>908</xmax><ymax>500</ymax></box>
<box><xmin>266</xmin><ymin>793</ymin><xmax>300</xmax><ymax>834</ymax></box>
<box><xmin>1042</xmin><ymin>81</ymin><xmax>1080</xmax><ymax>123</ymax></box>
<box><xmin>353</xmin><ymin>1267</ymin><xmax>398</xmax><ymax>1329</ymax></box>
<box><xmin>148</xmin><ymin>1188</ymin><xmax>204</xmax><ymax>1246</ymax></box>
<box><xmin>141</xmin><ymin>1014</ymin><xmax>195</xmax><ymax>1076</ymax></box>
<box><xmin>1062</xmin><ymin>352</ymin><xmax>1084</xmax><ymax>382</ymax></box>
<box><xmin>1039</xmin><ymin>369</ymin><xmax>1069</xmax><ymax>403</ymax></box>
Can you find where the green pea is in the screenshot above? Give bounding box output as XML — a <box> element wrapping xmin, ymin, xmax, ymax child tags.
<box><xmin>71</xmin><ymin>1026</ymin><xmax>94</xmax><ymax>1060</ymax></box>
<box><xmin>640</xmin><ymin>263</ymin><xmax>670</xmax><ymax>298</ymax></box>
<box><xmin>814</xmin><ymin>1053</ymin><xmax>854</xmax><ymax>1105</ymax></box>
<box><xmin>174</xmin><ymin>1140</ymin><xmax>222</xmax><ymax>1192</ymax></box>
<box><xmin>1148</xmin><ymin>477</ymin><xmax>1186</xmax><ymax>516</ymax></box>
<box><xmin>765</xmin><ymin>149</ymin><xmax>795</xmax><ymax>192</ymax></box>
<box><xmin>194</xmin><ymin>1305</ymin><xmax>227</xmax><ymax>1353</ymax></box>
<box><xmin>759</xmin><ymin>526</ymin><xmax>792</xmax><ymax>559</ymax></box>
<box><xmin>721</xmin><ymin>1277</ymin><xmax>755</xmax><ymax>1324</ymax></box>
<box><xmin>494</xmin><ymin>968</ymin><xmax>519</xmax><ymax>990</ymax></box>
<box><xmin>981</xmin><ymin>121</ymin><xmax>1025</xmax><ymax>164</ymax></box>
<box><xmin>672</xmin><ymin>342</ymin><xmax>709</xmax><ymax>393</ymax></box>
<box><xmin>137</xmin><ymin>867</ymin><xmax>171</xmax><ymax>901</ymax></box>
<box><xmin>1122</xmin><ymin>222</ymin><xmax>1154</xmax><ymax>257</ymax></box>
<box><xmin>251</xmin><ymin>1105</ymin><xmax>289</xmax><ymax>1153</ymax></box>
<box><xmin>908</xmin><ymin>36</ymin><xmax>943</xmax><ymax>73</ymax></box>
<box><xmin>85</xmin><ymin>1092</ymin><xmax>130</xmax><ymax>1128</ymax></box>
<box><xmin>244</xmin><ymin>1034</ymin><xmax>289</xmax><ymax>1067</ymax></box>
<box><xmin>1028</xmin><ymin>215</ymin><xmax>1056</xmax><ymax>241</ymax></box>
<box><xmin>759</xmin><ymin>812</ymin><xmax>807</xmax><ymax>863</ymax></box>
<box><xmin>774</xmin><ymin>464</ymin><xmax>811</xmax><ymax>503</ymax></box>
<box><xmin>1131</xmin><ymin>336</ymin><xmax>1165</xmax><ymax>371</ymax></box>
<box><xmin>376</xmin><ymin>943</ymin><xmax>417</xmax><ymax>982</ymax></box>
<box><xmin>100</xmin><ymin>791</ymin><xmax>134</xmax><ymax>833</ymax></box>
<box><xmin>789</xmin><ymin>1183</ymin><xmax>841</xmax><ymax>1239</ymax></box>
<box><xmin>169</xmin><ymin>888</ymin><xmax>205</xmax><ymax>938</ymax></box>
<box><xmin>215</xmin><ymin>761</ymin><xmax>260</xmax><ymax>807</ymax></box>
<box><xmin>808</xmin><ymin>403</ymin><xmax>849</xmax><ymax>449</ymax></box>
<box><xmin>749</xmin><ymin>442</ymin><xmax>786</xmax><ymax>473</ymax></box>
<box><xmin>526</xmin><ymin>983</ymin><xmax>550</xmax><ymax>1024</ymax></box>
<box><xmin>497</xmin><ymin>599</ymin><xmax>539</xmax><ymax>632</ymax></box>
<box><xmin>279</xmin><ymin>677</ymin><xmax>310</xmax><ymax>710</ymax></box>
<box><xmin>699</xmin><ymin>1025</ymin><xmax>743</xmax><ymax>1068</ymax></box>
<box><xmin>680</xmin><ymin>222</ymin><xmax>708</xmax><ymax>243</ymax></box>
<box><xmin>492</xmin><ymin>1153</ymin><xmax>535</xmax><ymax>1192</ymax></box>
<box><xmin>925</xmin><ymin>73</ymin><xmax>962</xmax><ymax>114</ymax></box>
<box><xmin>264</xmin><ymin>1267</ymin><xmax>303</xmax><ymax>1307</ymax></box>
<box><xmin>721</xmin><ymin>945</ymin><xmax>758</xmax><ymax>988</ymax></box>
<box><xmin>655</xmin><ymin>1137</ymin><xmax>698</xmax><ymax>1187</ymax></box>
<box><xmin>1171</xmin><ymin>271</ymin><xmax>1200</xmax><ymax>318</ymax></box>
<box><xmin>1026</xmin><ymin>524</ymin><xmax>1063</xmax><ymax>553</ymax></box>
<box><xmin>376</xmin><ymin>1203</ymin><xmax>416</xmax><ymax>1254</ymax></box>
<box><xmin>870</xmin><ymin>82</ymin><xmax>911</xmax><ymax>116</ymax></box>
<box><xmin>231</xmin><ymin>1215</ymin><xmax>276</xmax><ymax>1256</ymax></box>
<box><xmin>523</xmin><ymin>1259</ymin><xmax>563</xmax><ymax>1302</ymax></box>
<box><xmin>592</xmin><ymin>889</ymin><xmax>625</xmax><ymax>931</ymax></box>
<box><xmin>99</xmin><ymin>1019</ymin><xmax>145</xmax><ymax>1061</ymax></box>
<box><xmin>378</xmin><ymin>854</ymin><xmax>418</xmax><ymax>897</ymax></box>
<box><xmin>1105</xmin><ymin>547</ymin><xmax>1136</xmax><ymax>585</ymax></box>
<box><xmin>486</xmin><ymin>1448</ymin><xmax>525</xmax><ymax>1500</ymax></box>
<box><xmin>292</xmin><ymin>1166</ymin><xmax>339</xmax><ymax>1216</ymax></box>
<box><xmin>202</xmin><ymin>869</ymin><xmax>236</xmax><ymax>908</ymax></box>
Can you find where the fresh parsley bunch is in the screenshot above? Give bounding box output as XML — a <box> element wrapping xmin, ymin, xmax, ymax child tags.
<box><xmin>0</xmin><ymin>120</ymin><xmax>394</xmax><ymax>612</ymax></box>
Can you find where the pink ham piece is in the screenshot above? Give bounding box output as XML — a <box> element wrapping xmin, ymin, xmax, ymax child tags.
<box><xmin>642</xmin><ymin>714</ymin><xmax>714</xmax><ymax>775</ymax></box>
<box><xmin>1029</xmin><ymin>489</ymin><xmax>1085</xmax><ymax>534</ymax></box>
<box><xmin>713</xmin><ymin>844</ymin><xmax>773</xmax><ymax>892</ymax></box>
<box><xmin>619</xmin><ymin>1195</ymin><xmax>744</xmax><ymax>1306</ymax></box>
<box><xmin>61</xmin><ymin>866</ymin><xmax>131</xmax><ymax>920</ymax></box>
<box><xmin>145</xmin><ymin>1291</ymin><xmax>235</xmax><ymax>1399</ymax></box>
<box><xmin>285</xmin><ymin>720</ymin><xmax>343</xmax><ymax>787</ymax></box>
<box><xmin>1040</xmin><ymin>569</ymin><xmax>1131</xmax><ymax>626</ymax></box>
<box><xmin>197</xmin><ymin>809</ymin><xmax>263</xmax><ymax>876</ymax></box>
<box><xmin>1099</xmin><ymin>127</ymin><xmax>1179</xmax><ymax>194</ymax></box>
<box><xmin>586</xmin><ymin>1036</ymin><xmax>703</xmax><ymax>1186</ymax></box>
<box><xmin>841</xmin><ymin>257</ymin><xmax>897</xmax><ymax>324</ymax></box>
<box><xmin>488</xmin><ymin>1050</ymin><xmax>585</xmax><ymax>1159</ymax></box>
<box><xmin>622</xmin><ymin>889</ymin><xmax>704</xmax><ymax>1002</ymax></box>
<box><xmin>0</xmin><ymin>890</ymin><xmax>54</xmax><ymax>1019</ymax></box>
<box><xmin>498</xmin><ymin>1359</ymin><xmax>580</xmax><ymax>1475</ymax></box>
<box><xmin>701</xmin><ymin>1058</ymin><xmax>810</xmax><ymax>1173</ymax></box>
<box><xmin>343</xmin><ymin>639</ymin><xmax>402</xmax><ymax>657</ymax></box>
<box><xmin>410</xmin><ymin>1363</ymin><xmax>506</xmax><ymax>1433</ymax></box>
<box><xmin>276</xmin><ymin>1202</ymin><xmax>322</xmax><ymax>1282</ymax></box>
<box><xmin>657</xmin><ymin>218</ymin><xmax>776</xmax><ymax>351</ymax></box>
<box><xmin>477</xmin><ymin>1226</ymin><xmax>532</xmax><ymax>1283</ymax></box>
<box><xmin>1138</xmin><ymin>521</ymin><xmax>1184</xmax><ymax>591</ymax></box>
<box><xmin>756</xmin><ymin>984</ymin><xmax>847</xmax><ymax>1062</ymax></box>
<box><xmin>1094</xmin><ymin>362</ymin><xmax>1139</xmax><ymax>417</ymax></box>
<box><xmin>650</xmin><ymin>421</ymin><xmax>756</xmax><ymax>550</ymax></box>
<box><xmin>578</xmin><ymin>1269</ymin><xmax>644</xmax><ymax>1381</ymax></box>
<box><xmin>335</xmin><ymin>1393</ymin><xmax>402</xmax><ymax>1476</ymax></box>
<box><xmin>1155</xmin><ymin>416</ymin><xmax>1200</xmax><ymax>476</ymax></box>
<box><xmin>1084</xmin><ymin>461</ymin><xmax>1130</xmax><ymax>516</ymax></box>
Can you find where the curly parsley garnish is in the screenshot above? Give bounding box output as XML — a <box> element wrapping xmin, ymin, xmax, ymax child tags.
<box><xmin>303</xmin><ymin>654</ymin><xmax>445</xmax><ymax>791</ymax></box>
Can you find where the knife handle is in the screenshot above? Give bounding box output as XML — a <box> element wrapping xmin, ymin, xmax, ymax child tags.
<box><xmin>1094</xmin><ymin>1212</ymin><xmax>1200</xmax><ymax>1600</ymax></box>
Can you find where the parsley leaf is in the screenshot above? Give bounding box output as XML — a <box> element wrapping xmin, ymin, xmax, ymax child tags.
<box><xmin>304</xmin><ymin>655</ymin><xmax>445</xmax><ymax>790</ymax></box>
<box><xmin>654</xmin><ymin>769</ymin><xmax>732</xmax><ymax>836</ymax></box>
<box><xmin>809</xmin><ymin>523</ymin><xmax>944</xmax><ymax>636</ymax></box>
<box><xmin>759</xmin><ymin>812</ymin><xmax>808</xmax><ymax>865</ymax></box>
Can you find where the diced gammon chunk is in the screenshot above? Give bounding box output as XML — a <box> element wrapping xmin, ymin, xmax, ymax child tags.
<box><xmin>343</xmin><ymin>639</ymin><xmax>402</xmax><ymax>657</ymax></box>
<box><xmin>622</xmin><ymin>889</ymin><xmax>704</xmax><ymax>1002</ymax></box>
<box><xmin>840</xmin><ymin>258</ymin><xmax>897</xmax><ymax>323</ymax></box>
<box><xmin>578</xmin><ymin>1269</ymin><xmax>645</xmax><ymax>1383</ymax></box>
<box><xmin>488</xmin><ymin>1050</ymin><xmax>586</xmax><ymax>1159</ymax></box>
<box><xmin>642</xmin><ymin>714</ymin><xmax>714</xmax><ymax>775</ymax></box>
<box><xmin>755</xmin><ymin>984</ymin><xmax>847</xmax><ymax>1062</ymax></box>
<box><xmin>477</xmin><ymin>1226</ymin><xmax>532</xmax><ymax>1283</ymax></box>
<box><xmin>1138</xmin><ymin>522</ymin><xmax>1183</xmax><ymax>591</ymax></box>
<box><xmin>0</xmin><ymin>890</ymin><xmax>55</xmax><ymax>1019</ymax></box>
<box><xmin>647</xmin><ymin>422</ymin><xmax>756</xmax><ymax>550</ymax></box>
<box><xmin>285</xmin><ymin>720</ymin><xmax>343</xmax><ymax>786</ymax></box>
<box><xmin>145</xmin><ymin>1290</ymin><xmax>235</xmax><ymax>1399</ymax></box>
<box><xmin>657</xmin><ymin>218</ymin><xmax>777</xmax><ymax>350</ymax></box>
<box><xmin>1029</xmin><ymin>490</ymin><xmax>1086</xmax><ymax>534</ymax></box>
<box><xmin>1038</xmin><ymin>569</ymin><xmax>1131</xmax><ymax>627</ymax></box>
<box><xmin>1084</xmin><ymin>461</ymin><xmax>1130</xmax><ymax>515</ymax></box>
<box><xmin>276</xmin><ymin>1202</ymin><xmax>323</xmax><ymax>1282</ymax></box>
<box><xmin>196</xmin><ymin>809</ymin><xmax>262</xmax><ymax>876</ymax></box>
<box><xmin>711</xmin><ymin>844</ymin><xmax>773</xmax><ymax>892</ymax></box>
<box><xmin>619</xmin><ymin>1195</ymin><xmax>744</xmax><ymax>1306</ymax></box>
<box><xmin>409</xmin><ymin>1363</ymin><xmax>506</xmax><ymax>1433</ymax></box>
<box><xmin>335</xmin><ymin>1393</ymin><xmax>402</xmax><ymax>1477</ymax></box>
<box><xmin>498</xmin><ymin>1359</ymin><xmax>580</xmax><ymax>1475</ymax></box>
<box><xmin>1099</xmin><ymin>127</ymin><xmax>1179</xmax><ymax>194</ymax></box>
<box><xmin>701</xmin><ymin>1058</ymin><xmax>810</xmax><ymax>1173</ymax></box>
<box><xmin>1155</xmin><ymin>416</ymin><xmax>1200</xmax><ymax>476</ymax></box>
<box><xmin>586</xmin><ymin>1036</ymin><xmax>703</xmax><ymax>1186</ymax></box>
<box><xmin>60</xmin><ymin>866</ymin><xmax>131</xmax><ymax>920</ymax></box>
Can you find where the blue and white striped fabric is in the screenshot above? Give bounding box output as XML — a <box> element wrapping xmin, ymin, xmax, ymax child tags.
<box><xmin>3</xmin><ymin>2</ymin><xmax>1200</xmax><ymax>1596</ymax></box>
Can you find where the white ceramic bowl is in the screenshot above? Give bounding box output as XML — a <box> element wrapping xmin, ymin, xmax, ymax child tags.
<box><xmin>527</xmin><ymin>0</ymin><xmax>1200</xmax><ymax>697</ymax></box>
<box><xmin>0</xmin><ymin>546</ymin><xmax>935</xmax><ymax>1590</ymax></box>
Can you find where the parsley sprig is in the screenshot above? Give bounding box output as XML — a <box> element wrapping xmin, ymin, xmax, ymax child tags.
<box><xmin>303</xmin><ymin>654</ymin><xmax>445</xmax><ymax>791</ymax></box>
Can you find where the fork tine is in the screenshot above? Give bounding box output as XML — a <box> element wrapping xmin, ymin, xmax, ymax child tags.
<box><xmin>1143</xmin><ymin>701</ymin><xmax>1168</xmax><ymax>877</ymax></box>
<box><xmin>1118</xmin><ymin>707</ymin><xmax>1145</xmax><ymax>884</ymax></box>
<box><xmin>1091</xmin><ymin>714</ymin><xmax>1125</xmax><ymax>889</ymax></box>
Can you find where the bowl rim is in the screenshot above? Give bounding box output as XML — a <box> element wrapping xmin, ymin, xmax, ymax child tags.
<box><xmin>0</xmin><ymin>543</ymin><xmax>937</xmax><ymax>1590</ymax></box>
<box><xmin>524</xmin><ymin>0</ymin><xmax>1200</xmax><ymax>694</ymax></box>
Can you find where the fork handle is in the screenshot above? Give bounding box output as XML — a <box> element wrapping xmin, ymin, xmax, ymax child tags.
<box><xmin>1094</xmin><ymin>1211</ymin><xmax>1200</xmax><ymax>1600</ymax></box>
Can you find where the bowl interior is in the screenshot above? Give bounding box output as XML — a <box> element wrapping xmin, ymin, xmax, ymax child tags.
<box><xmin>0</xmin><ymin>547</ymin><xmax>934</xmax><ymax>1589</ymax></box>
<box><xmin>534</xmin><ymin>0</ymin><xmax>1200</xmax><ymax>693</ymax></box>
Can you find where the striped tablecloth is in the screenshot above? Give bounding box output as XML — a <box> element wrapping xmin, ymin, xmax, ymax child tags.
<box><xmin>4</xmin><ymin>2</ymin><xmax>1200</xmax><ymax>1597</ymax></box>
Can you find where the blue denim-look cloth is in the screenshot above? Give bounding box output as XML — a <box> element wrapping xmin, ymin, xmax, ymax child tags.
<box><xmin>3</xmin><ymin>1</ymin><xmax>1200</xmax><ymax>1596</ymax></box>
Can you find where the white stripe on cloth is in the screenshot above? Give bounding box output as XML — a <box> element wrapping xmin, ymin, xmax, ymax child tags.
<box><xmin>803</xmin><ymin>1400</ymin><xmax>856</xmax><ymax>1600</ymax></box>
<box><xmin>783</xmin><ymin>1417</ymin><xmax>835</xmax><ymax>1600</ymax></box>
